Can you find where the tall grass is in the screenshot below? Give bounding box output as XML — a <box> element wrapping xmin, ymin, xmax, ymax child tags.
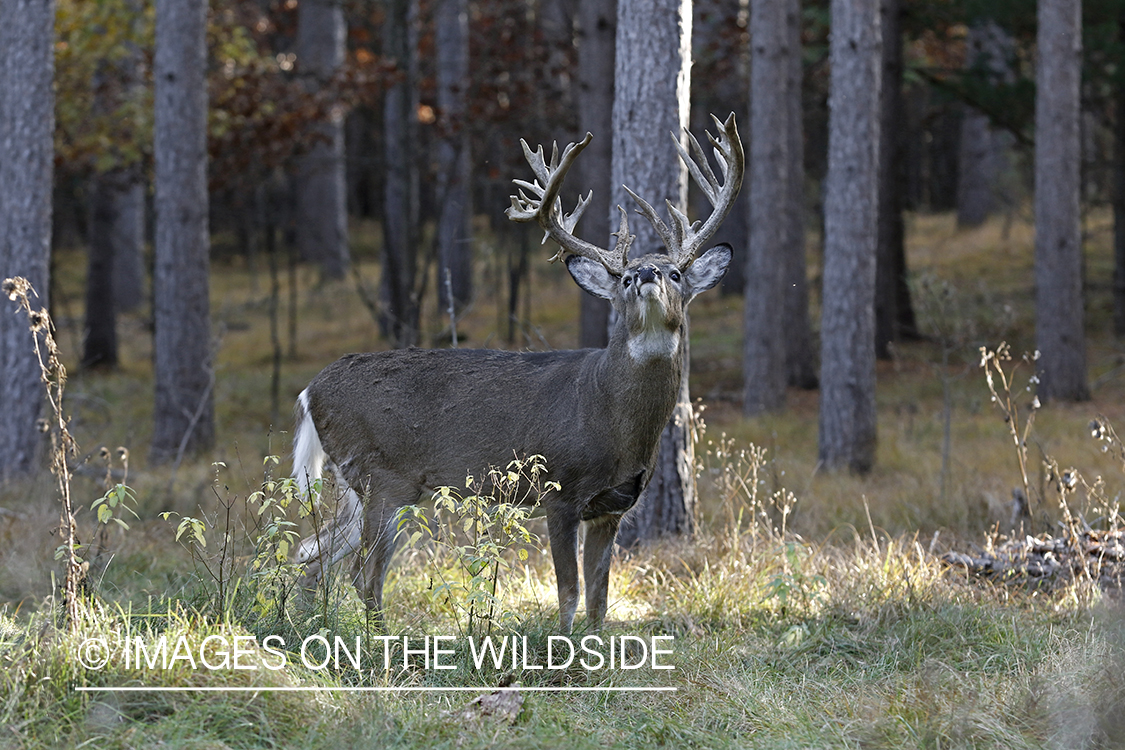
<box><xmin>4</xmin><ymin>209</ymin><xmax>1125</xmax><ymax>747</ymax></box>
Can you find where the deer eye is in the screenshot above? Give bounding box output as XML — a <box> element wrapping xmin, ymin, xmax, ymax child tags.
<box><xmin>623</xmin><ymin>277</ymin><xmax>631</xmax><ymax>288</ymax></box>
<box><xmin>670</xmin><ymin>271</ymin><xmax>681</xmax><ymax>282</ymax></box>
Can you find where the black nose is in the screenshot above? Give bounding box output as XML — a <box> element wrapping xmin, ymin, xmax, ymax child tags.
<box><xmin>637</xmin><ymin>266</ymin><xmax>658</xmax><ymax>284</ymax></box>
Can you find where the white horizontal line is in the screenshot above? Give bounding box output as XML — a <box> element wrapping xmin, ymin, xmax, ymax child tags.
<box><xmin>75</xmin><ymin>685</ymin><xmax>677</xmax><ymax>693</ymax></box>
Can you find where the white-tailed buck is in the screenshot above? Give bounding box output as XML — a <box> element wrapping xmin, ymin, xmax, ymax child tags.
<box><xmin>293</xmin><ymin>113</ymin><xmax>744</xmax><ymax>632</ymax></box>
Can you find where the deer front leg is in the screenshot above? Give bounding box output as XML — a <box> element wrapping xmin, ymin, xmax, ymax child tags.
<box><xmin>351</xmin><ymin>477</ymin><xmax>415</xmax><ymax>628</ymax></box>
<box><xmin>547</xmin><ymin>509</ymin><xmax>581</xmax><ymax>633</ymax></box>
<box><xmin>295</xmin><ymin>480</ymin><xmax>364</xmax><ymax>596</ymax></box>
<box><xmin>583</xmin><ymin>514</ymin><xmax>620</xmax><ymax>631</ymax></box>
<box><xmin>351</xmin><ymin>516</ymin><xmax>397</xmax><ymax>630</ymax></box>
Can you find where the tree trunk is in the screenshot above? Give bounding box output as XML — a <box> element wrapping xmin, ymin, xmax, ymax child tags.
<box><xmin>692</xmin><ymin>0</ymin><xmax>750</xmax><ymax>297</ymax></box>
<box><xmin>956</xmin><ymin>22</ymin><xmax>1013</xmax><ymax>228</ymax></box>
<box><xmin>743</xmin><ymin>0</ymin><xmax>792</xmax><ymax>414</ymax></box>
<box><xmin>381</xmin><ymin>0</ymin><xmax>421</xmax><ymax>348</ymax></box>
<box><xmin>111</xmin><ymin>176</ymin><xmax>146</xmax><ymax>312</ymax></box>
<box><xmin>957</xmin><ymin>109</ymin><xmax>996</xmax><ymax>227</ymax></box>
<box><xmin>150</xmin><ymin>0</ymin><xmax>214</xmax><ymax>464</ymax></box>
<box><xmin>436</xmin><ymin>0</ymin><xmax>473</xmax><ymax>313</ymax></box>
<box><xmin>576</xmin><ymin>0</ymin><xmax>615</xmax><ymax>349</ymax></box>
<box><xmin>611</xmin><ymin>0</ymin><xmax>694</xmax><ymax>546</ymax></box>
<box><xmin>874</xmin><ymin>0</ymin><xmax>915</xmax><ymax>360</ymax></box>
<box><xmin>0</xmin><ymin>0</ymin><xmax>54</xmax><ymax>481</ymax></box>
<box><xmin>1035</xmin><ymin>0</ymin><xmax>1088</xmax><ymax>402</ymax></box>
<box><xmin>1115</xmin><ymin>15</ymin><xmax>1125</xmax><ymax>337</ymax></box>
<box><xmin>783</xmin><ymin>0</ymin><xmax>818</xmax><ymax>389</ymax></box>
<box><xmin>83</xmin><ymin>173</ymin><xmax>119</xmax><ymax>369</ymax></box>
<box><xmin>296</xmin><ymin>0</ymin><xmax>349</xmax><ymax>281</ymax></box>
<box><xmin>818</xmin><ymin>0</ymin><xmax>881</xmax><ymax>473</ymax></box>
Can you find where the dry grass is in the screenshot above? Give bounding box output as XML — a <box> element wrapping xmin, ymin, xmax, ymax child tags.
<box><xmin>3</xmin><ymin>207</ymin><xmax>1125</xmax><ymax>747</ymax></box>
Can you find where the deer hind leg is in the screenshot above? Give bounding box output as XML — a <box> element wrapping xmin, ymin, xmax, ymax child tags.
<box><xmin>547</xmin><ymin>507</ymin><xmax>582</xmax><ymax>633</ymax></box>
<box><xmin>582</xmin><ymin>514</ymin><xmax>621</xmax><ymax>631</ymax></box>
<box><xmin>295</xmin><ymin>467</ymin><xmax>364</xmax><ymax>592</ymax></box>
<box><xmin>350</xmin><ymin>474</ymin><xmax>418</xmax><ymax>626</ymax></box>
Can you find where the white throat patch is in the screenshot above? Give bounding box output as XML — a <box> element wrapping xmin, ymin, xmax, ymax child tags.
<box><xmin>628</xmin><ymin>328</ymin><xmax>680</xmax><ymax>361</ymax></box>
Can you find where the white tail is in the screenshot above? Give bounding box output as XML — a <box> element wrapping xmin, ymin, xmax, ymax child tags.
<box><xmin>292</xmin><ymin>389</ymin><xmax>362</xmax><ymax>570</ymax></box>
<box><xmin>294</xmin><ymin>113</ymin><xmax>743</xmax><ymax>632</ymax></box>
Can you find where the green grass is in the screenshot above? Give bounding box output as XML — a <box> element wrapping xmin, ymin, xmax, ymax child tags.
<box><xmin>4</xmin><ymin>208</ymin><xmax>1125</xmax><ymax>747</ymax></box>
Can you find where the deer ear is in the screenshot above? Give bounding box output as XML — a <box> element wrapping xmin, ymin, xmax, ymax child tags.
<box><xmin>684</xmin><ymin>243</ymin><xmax>732</xmax><ymax>298</ymax></box>
<box><xmin>566</xmin><ymin>255</ymin><xmax>618</xmax><ymax>300</ymax></box>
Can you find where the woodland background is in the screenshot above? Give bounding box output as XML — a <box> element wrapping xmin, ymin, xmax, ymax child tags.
<box><xmin>3</xmin><ymin>0</ymin><xmax>1125</xmax><ymax>746</ymax></box>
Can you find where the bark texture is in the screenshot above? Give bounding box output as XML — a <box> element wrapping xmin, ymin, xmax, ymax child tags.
<box><xmin>744</xmin><ymin>0</ymin><xmax>793</xmax><ymax>414</ymax></box>
<box><xmin>576</xmin><ymin>0</ymin><xmax>615</xmax><ymax>349</ymax></box>
<box><xmin>436</xmin><ymin>0</ymin><xmax>473</xmax><ymax>312</ymax></box>
<box><xmin>874</xmin><ymin>0</ymin><xmax>916</xmax><ymax>359</ymax></box>
<box><xmin>296</xmin><ymin>0</ymin><xmax>349</xmax><ymax>280</ymax></box>
<box><xmin>818</xmin><ymin>0</ymin><xmax>881</xmax><ymax>473</ymax></box>
<box><xmin>1035</xmin><ymin>0</ymin><xmax>1088</xmax><ymax>402</ymax></box>
<box><xmin>1115</xmin><ymin>13</ymin><xmax>1125</xmax><ymax>337</ymax></box>
<box><xmin>151</xmin><ymin>0</ymin><xmax>214</xmax><ymax>463</ymax></box>
<box><xmin>783</xmin><ymin>0</ymin><xmax>818</xmax><ymax>389</ymax></box>
<box><xmin>0</xmin><ymin>0</ymin><xmax>55</xmax><ymax>481</ymax></box>
<box><xmin>956</xmin><ymin>22</ymin><xmax>1012</xmax><ymax>228</ymax></box>
<box><xmin>111</xmin><ymin>178</ymin><xmax>146</xmax><ymax>312</ymax></box>
<box><xmin>612</xmin><ymin>0</ymin><xmax>695</xmax><ymax>545</ymax></box>
<box><xmin>83</xmin><ymin>173</ymin><xmax>120</xmax><ymax>369</ymax></box>
<box><xmin>381</xmin><ymin>0</ymin><xmax>421</xmax><ymax>347</ymax></box>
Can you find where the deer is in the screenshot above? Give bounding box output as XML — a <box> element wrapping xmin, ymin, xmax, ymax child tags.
<box><xmin>292</xmin><ymin>113</ymin><xmax>744</xmax><ymax>633</ymax></box>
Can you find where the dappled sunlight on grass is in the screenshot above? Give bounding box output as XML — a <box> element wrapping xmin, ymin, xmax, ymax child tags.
<box><xmin>6</xmin><ymin>208</ymin><xmax>1125</xmax><ymax>745</ymax></box>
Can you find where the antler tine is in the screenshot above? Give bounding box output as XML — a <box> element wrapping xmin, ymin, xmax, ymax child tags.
<box><xmin>618</xmin><ymin>113</ymin><xmax>743</xmax><ymax>268</ymax></box>
<box><xmin>673</xmin><ymin>128</ymin><xmax>719</xmax><ymax>206</ymax></box>
<box><xmin>506</xmin><ymin>132</ymin><xmax>628</xmax><ymax>274</ymax></box>
<box><xmin>611</xmin><ymin>205</ymin><xmax>635</xmax><ymax>268</ymax></box>
<box><xmin>622</xmin><ymin>185</ymin><xmax>676</xmax><ymax>252</ymax></box>
<box><xmin>678</xmin><ymin>112</ymin><xmax>744</xmax><ymax>265</ymax></box>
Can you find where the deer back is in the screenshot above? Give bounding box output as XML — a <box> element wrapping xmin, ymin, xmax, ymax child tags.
<box><xmin>303</xmin><ymin>343</ymin><xmax>681</xmax><ymax>507</ymax></box>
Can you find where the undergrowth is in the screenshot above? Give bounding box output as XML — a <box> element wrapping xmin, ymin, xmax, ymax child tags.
<box><xmin>5</xmin><ymin>208</ymin><xmax>1125</xmax><ymax>747</ymax></box>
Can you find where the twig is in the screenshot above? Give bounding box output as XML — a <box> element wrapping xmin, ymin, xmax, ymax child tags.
<box><xmin>3</xmin><ymin>277</ymin><xmax>82</xmax><ymax>628</ymax></box>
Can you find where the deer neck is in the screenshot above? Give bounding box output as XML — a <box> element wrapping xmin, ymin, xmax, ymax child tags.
<box><xmin>588</xmin><ymin>314</ymin><xmax>685</xmax><ymax>459</ymax></box>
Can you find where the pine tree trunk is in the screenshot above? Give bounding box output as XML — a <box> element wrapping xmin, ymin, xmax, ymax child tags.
<box><xmin>956</xmin><ymin>22</ymin><xmax>1013</xmax><ymax>229</ymax></box>
<box><xmin>1115</xmin><ymin>15</ymin><xmax>1125</xmax><ymax>337</ymax></box>
<box><xmin>436</xmin><ymin>0</ymin><xmax>473</xmax><ymax>313</ymax></box>
<box><xmin>875</xmin><ymin>0</ymin><xmax>914</xmax><ymax>360</ymax></box>
<box><xmin>818</xmin><ymin>0</ymin><xmax>881</xmax><ymax>473</ymax></box>
<box><xmin>1035</xmin><ymin>0</ymin><xmax>1088</xmax><ymax>402</ymax></box>
<box><xmin>150</xmin><ymin>0</ymin><xmax>214</xmax><ymax>464</ymax></box>
<box><xmin>783</xmin><ymin>0</ymin><xmax>818</xmax><ymax>389</ymax></box>
<box><xmin>83</xmin><ymin>173</ymin><xmax>119</xmax><ymax>369</ymax></box>
<box><xmin>296</xmin><ymin>0</ymin><xmax>349</xmax><ymax>281</ymax></box>
<box><xmin>0</xmin><ymin>0</ymin><xmax>54</xmax><ymax>481</ymax></box>
<box><xmin>576</xmin><ymin>0</ymin><xmax>615</xmax><ymax>349</ymax></box>
<box><xmin>381</xmin><ymin>0</ymin><xmax>421</xmax><ymax>348</ymax></box>
<box><xmin>111</xmin><ymin>176</ymin><xmax>146</xmax><ymax>312</ymax></box>
<box><xmin>612</xmin><ymin>0</ymin><xmax>694</xmax><ymax>546</ymax></box>
<box><xmin>956</xmin><ymin>108</ymin><xmax>996</xmax><ymax>227</ymax></box>
<box><xmin>744</xmin><ymin>0</ymin><xmax>791</xmax><ymax>414</ymax></box>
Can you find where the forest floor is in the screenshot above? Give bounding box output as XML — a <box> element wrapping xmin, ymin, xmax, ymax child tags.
<box><xmin>3</xmin><ymin>207</ymin><xmax>1125</xmax><ymax>747</ymax></box>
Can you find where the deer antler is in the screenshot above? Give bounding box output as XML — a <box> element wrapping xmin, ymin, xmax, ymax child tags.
<box><xmin>506</xmin><ymin>133</ymin><xmax>632</xmax><ymax>274</ymax></box>
<box><xmin>623</xmin><ymin>112</ymin><xmax>744</xmax><ymax>269</ymax></box>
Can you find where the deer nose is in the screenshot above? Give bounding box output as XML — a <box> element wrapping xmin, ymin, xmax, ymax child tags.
<box><xmin>636</xmin><ymin>266</ymin><xmax>659</xmax><ymax>285</ymax></box>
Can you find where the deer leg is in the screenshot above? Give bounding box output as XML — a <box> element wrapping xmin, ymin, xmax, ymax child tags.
<box><xmin>547</xmin><ymin>509</ymin><xmax>581</xmax><ymax>633</ymax></box>
<box><xmin>351</xmin><ymin>476</ymin><xmax>415</xmax><ymax>626</ymax></box>
<box><xmin>295</xmin><ymin>472</ymin><xmax>364</xmax><ymax>595</ymax></box>
<box><xmin>582</xmin><ymin>514</ymin><xmax>620</xmax><ymax>631</ymax></box>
